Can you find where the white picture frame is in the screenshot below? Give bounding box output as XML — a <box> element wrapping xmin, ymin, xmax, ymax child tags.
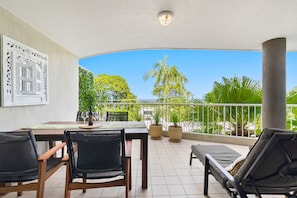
<box><xmin>1</xmin><ymin>35</ymin><xmax>48</xmax><ymax>106</ymax></box>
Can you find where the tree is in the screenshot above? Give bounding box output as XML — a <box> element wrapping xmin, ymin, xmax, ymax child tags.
<box><xmin>143</xmin><ymin>55</ymin><xmax>190</xmax><ymax>101</ymax></box>
<box><xmin>94</xmin><ymin>74</ymin><xmax>137</xmax><ymax>120</ymax></box>
<box><xmin>204</xmin><ymin>76</ymin><xmax>262</xmax><ymax>136</ymax></box>
<box><xmin>79</xmin><ymin>67</ymin><xmax>96</xmax><ymax>111</ymax></box>
<box><xmin>287</xmin><ymin>86</ymin><xmax>297</xmax><ymax>104</ymax></box>
<box><xmin>204</xmin><ymin>76</ymin><xmax>262</xmax><ymax>103</ymax></box>
<box><xmin>94</xmin><ymin>74</ymin><xmax>136</xmax><ymax>102</ymax></box>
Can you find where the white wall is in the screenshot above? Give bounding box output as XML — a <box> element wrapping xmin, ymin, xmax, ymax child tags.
<box><xmin>0</xmin><ymin>7</ymin><xmax>78</xmax><ymax>130</ymax></box>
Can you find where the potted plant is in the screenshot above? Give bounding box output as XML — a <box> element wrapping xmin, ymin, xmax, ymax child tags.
<box><xmin>168</xmin><ymin>111</ymin><xmax>182</xmax><ymax>142</ymax></box>
<box><xmin>150</xmin><ymin>108</ymin><xmax>163</xmax><ymax>139</ymax></box>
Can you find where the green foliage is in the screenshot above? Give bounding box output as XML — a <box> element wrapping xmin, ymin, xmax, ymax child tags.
<box><xmin>203</xmin><ymin>76</ymin><xmax>262</xmax><ymax>135</ymax></box>
<box><xmin>94</xmin><ymin>74</ymin><xmax>136</xmax><ymax>102</ymax></box>
<box><xmin>287</xmin><ymin>86</ymin><xmax>297</xmax><ymax>104</ymax></box>
<box><xmin>131</xmin><ymin>111</ymin><xmax>142</xmax><ymax>121</ymax></box>
<box><xmin>286</xmin><ymin>100</ymin><xmax>297</xmax><ymax>133</ymax></box>
<box><xmin>143</xmin><ymin>55</ymin><xmax>190</xmax><ymax>101</ymax></box>
<box><xmin>204</xmin><ymin>76</ymin><xmax>262</xmax><ymax>103</ymax></box>
<box><xmin>79</xmin><ymin>67</ymin><xmax>96</xmax><ymax>112</ymax></box>
<box><xmin>153</xmin><ymin>108</ymin><xmax>161</xmax><ymax>125</ymax></box>
<box><xmin>171</xmin><ymin>111</ymin><xmax>179</xmax><ymax>127</ymax></box>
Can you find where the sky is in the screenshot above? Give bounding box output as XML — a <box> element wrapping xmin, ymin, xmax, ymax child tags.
<box><xmin>79</xmin><ymin>49</ymin><xmax>297</xmax><ymax>100</ymax></box>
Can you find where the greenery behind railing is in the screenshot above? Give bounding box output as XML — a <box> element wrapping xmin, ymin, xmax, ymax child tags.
<box><xmin>92</xmin><ymin>101</ymin><xmax>297</xmax><ymax>137</ymax></box>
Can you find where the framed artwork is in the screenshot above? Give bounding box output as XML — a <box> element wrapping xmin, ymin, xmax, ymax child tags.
<box><xmin>1</xmin><ymin>35</ymin><xmax>48</xmax><ymax>106</ymax></box>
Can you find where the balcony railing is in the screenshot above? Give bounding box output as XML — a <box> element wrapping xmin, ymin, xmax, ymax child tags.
<box><xmin>95</xmin><ymin>101</ymin><xmax>297</xmax><ymax>138</ymax></box>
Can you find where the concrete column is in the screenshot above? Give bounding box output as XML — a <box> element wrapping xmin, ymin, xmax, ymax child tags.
<box><xmin>262</xmin><ymin>38</ymin><xmax>286</xmax><ymax>129</ymax></box>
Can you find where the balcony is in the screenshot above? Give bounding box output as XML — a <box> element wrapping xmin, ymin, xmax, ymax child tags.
<box><xmin>2</xmin><ymin>102</ymin><xmax>292</xmax><ymax>197</ymax></box>
<box><xmin>1</xmin><ymin>137</ymin><xmax>283</xmax><ymax>198</ymax></box>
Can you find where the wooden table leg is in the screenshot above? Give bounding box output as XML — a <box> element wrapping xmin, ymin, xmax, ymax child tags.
<box><xmin>141</xmin><ymin>135</ymin><xmax>148</xmax><ymax>189</ymax></box>
<box><xmin>140</xmin><ymin>140</ymin><xmax>143</xmax><ymax>160</ymax></box>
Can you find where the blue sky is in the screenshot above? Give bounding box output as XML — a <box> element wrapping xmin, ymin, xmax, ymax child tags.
<box><xmin>79</xmin><ymin>50</ymin><xmax>297</xmax><ymax>100</ymax></box>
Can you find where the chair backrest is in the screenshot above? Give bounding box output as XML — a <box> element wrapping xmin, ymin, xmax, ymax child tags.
<box><xmin>64</xmin><ymin>129</ymin><xmax>126</xmax><ymax>180</ymax></box>
<box><xmin>106</xmin><ymin>112</ymin><xmax>128</xmax><ymax>121</ymax></box>
<box><xmin>0</xmin><ymin>131</ymin><xmax>39</xmax><ymax>182</ymax></box>
<box><xmin>235</xmin><ymin>128</ymin><xmax>297</xmax><ymax>191</ymax></box>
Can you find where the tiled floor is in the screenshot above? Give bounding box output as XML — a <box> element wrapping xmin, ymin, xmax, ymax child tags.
<box><xmin>1</xmin><ymin>137</ymin><xmax>283</xmax><ymax>198</ymax></box>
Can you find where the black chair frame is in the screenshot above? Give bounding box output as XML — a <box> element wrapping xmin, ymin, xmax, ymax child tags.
<box><xmin>64</xmin><ymin>128</ymin><xmax>131</xmax><ymax>198</ymax></box>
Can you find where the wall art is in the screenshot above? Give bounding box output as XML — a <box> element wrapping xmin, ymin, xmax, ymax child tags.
<box><xmin>1</xmin><ymin>35</ymin><xmax>48</xmax><ymax>106</ymax></box>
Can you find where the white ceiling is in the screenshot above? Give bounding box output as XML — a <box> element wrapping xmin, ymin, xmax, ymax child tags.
<box><xmin>1</xmin><ymin>0</ymin><xmax>297</xmax><ymax>58</ymax></box>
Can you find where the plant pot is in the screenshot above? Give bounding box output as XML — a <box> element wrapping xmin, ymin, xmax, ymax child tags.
<box><xmin>150</xmin><ymin>124</ymin><xmax>163</xmax><ymax>139</ymax></box>
<box><xmin>168</xmin><ymin>126</ymin><xmax>182</xmax><ymax>142</ymax></box>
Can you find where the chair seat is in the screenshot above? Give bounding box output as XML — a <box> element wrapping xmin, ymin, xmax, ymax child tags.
<box><xmin>75</xmin><ymin>170</ymin><xmax>125</xmax><ymax>179</ymax></box>
<box><xmin>0</xmin><ymin>169</ymin><xmax>38</xmax><ymax>182</ymax></box>
<box><xmin>0</xmin><ymin>157</ymin><xmax>63</xmax><ymax>182</ymax></box>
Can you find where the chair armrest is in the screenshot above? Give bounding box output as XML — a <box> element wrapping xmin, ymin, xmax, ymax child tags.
<box><xmin>38</xmin><ymin>142</ymin><xmax>66</xmax><ymax>161</ymax></box>
<box><xmin>205</xmin><ymin>154</ymin><xmax>245</xmax><ymax>196</ymax></box>
<box><xmin>125</xmin><ymin>140</ymin><xmax>132</xmax><ymax>158</ymax></box>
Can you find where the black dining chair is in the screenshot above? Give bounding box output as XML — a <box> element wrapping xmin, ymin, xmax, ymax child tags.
<box><xmin>0</xmin><ymin>130</ymin><xmax>66</xmax><ymax>198</ymax></box>
<box><xmin>64</xmin><ymin>128</ymin><xmax>131</xmax><ymax>198</ymax></box>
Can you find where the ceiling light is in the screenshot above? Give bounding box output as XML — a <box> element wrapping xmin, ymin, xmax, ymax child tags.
<box><xmin>158</xmin><ymin>11</ymin><xmax>173</xmax><ymax>26</ymax></box>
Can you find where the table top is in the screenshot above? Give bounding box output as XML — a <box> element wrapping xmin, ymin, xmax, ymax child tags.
<box><xmin>22</xmin><ymin>121</ymin><xmax>148</xmax><ymax>141</ymax></box>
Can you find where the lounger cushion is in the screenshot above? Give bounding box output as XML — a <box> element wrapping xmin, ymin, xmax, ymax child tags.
<box><xmin>191</xmin><ymin>144</ymin><xmax>241</xmax><ymax>168</ymax></box>
<box><xmin>191</xmin><ymin>144</ymin><xmax>242</xmax><ymax>185</ymax></box>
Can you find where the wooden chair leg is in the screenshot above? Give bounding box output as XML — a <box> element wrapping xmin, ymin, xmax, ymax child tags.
<box><xmin>125</xmin><ymin>140</ymin><xmax>132</xmax><ymax>190</ymax></box>
<box><xmin>37</xmin><ymin>160</ymin><xmax>47</xmax><ymax>198</ymax></box>
<box><xmin>127</xmin><ymin>157</ymin><xmax>132</xmax><ymax>190</ymax></box>
<box><xmin>82</xmin><ymin>178</ymin><xmax>86</xmax><ymax>193</ymax></box>
<box><xmin>17</xmin><ymin>182</ymin><xmax>22</xmax><ymax>196</ymax></box>
<box><xmin>0</xmin><ymin>182</ymin><xmax>9</xmax><ymax>196</ymax></box>
<box><xmin>125</xmin><ymin>184</ymin><xmax>128</xmax><ymax>198</ymax></box>
<box><xmin>126</xmin><ymin>159</ymin><xmax>130</xmax><ymax>198</ymax></box>
<box><xmin>64</xmin><ymin>163</ymin><xmax>71</xmax><ymax>198</ymax></box>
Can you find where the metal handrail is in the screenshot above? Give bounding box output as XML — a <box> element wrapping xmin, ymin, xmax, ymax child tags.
<box><xmin>95</xmin><ymin>101</ymin><xmax>297</xmax><ymax>138</ymax></box>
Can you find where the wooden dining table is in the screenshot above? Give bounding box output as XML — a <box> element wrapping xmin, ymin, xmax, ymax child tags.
<box><xmin>22</xmin><ymin>121</ymin><xmax>149</xmax><ymax>189</ymax></box>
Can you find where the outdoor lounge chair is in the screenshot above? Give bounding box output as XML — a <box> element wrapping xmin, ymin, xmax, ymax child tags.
<box><xmin>0</xmin><ymin>130</ymin><xmax>66</xmax><ymax>198</ymax></box>
<box><xmin>64</xmin><ymin>128</ymin><xmax>131</xmax><ymax>198</ymax></box>
<box><xmin>203</xmin><ymin>128</ymin><xmax>297</xmax><ymax>198</ymax></box>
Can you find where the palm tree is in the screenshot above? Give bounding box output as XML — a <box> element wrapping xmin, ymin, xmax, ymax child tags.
<box><xmin>204</xmin><ymin>76</ymin><xmax>262</xmax><ymax>136</ymax></box>
<box><xmin>204</xmin><ymin>76</ymin><xmax>262</xmax><ymax>103</ymax></box>
<box><xmin>143</xmin><ymin>55</ymin><xmax>189</xmax><ymax>102</ymax></box>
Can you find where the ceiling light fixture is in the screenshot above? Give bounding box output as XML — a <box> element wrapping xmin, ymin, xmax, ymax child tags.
<box><xmin>158</xmin><ymin>11</ymin><xmax>173</xmax><ymax>26</ymax></box>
